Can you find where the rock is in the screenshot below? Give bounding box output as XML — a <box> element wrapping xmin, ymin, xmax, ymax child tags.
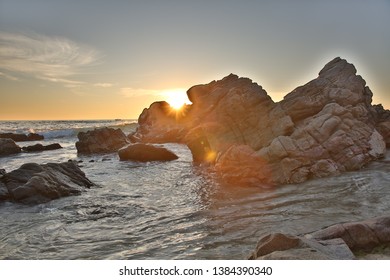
<box><xmin>133</xmin><ymin>101</ymin><xmax>191</xmax><ymax>143</ymax></box>
<box><xmin>0</xmin><ymin>161</ymin><xmax>94</xmax><ymax>204</ymax></box>
<box><xmin>249</xmin><ymin>216</ymin><xmax>390</xmax><ymax>260</ymax></box>
<box><xmin>134</xmin><ymin>57</ymin><xmax>388</xmax><ymax>186</ymax></box>
<box><xmin>248</xmin><ymin>233</ymin><xmax>354</xmax><ymax>260</ymax></box>
<box><xmin>75</xmin><ymin>127</ymin><xmax>129</xmax><ymax>154</ymax></box>
<box><xmin>307</xmin><ymin>216</ymin><xmax>390</xmax><ymax>251</ymax></box>
<box><xmin>0</xmin><ymin>138</ymin><xmax>21</xmax><ymax>156</ymax></box>
<box><xmin>0</xmin><ymin>181</ymin><xmax>9</xmax><ymax>200</ymax></box>
<box><xmin>118</xmin><ymin>143</ymin><xmax>178</xmax><ymax>162</ymax></box>
<box><xmin>0</xmin><ymin>132</ymin><xmax>44</xmax><ymax>142</ymax></box>
<box><xmin>22</xmin><ymin>143</ymin><xmax>62</xmax><ymax>152</ymax></box>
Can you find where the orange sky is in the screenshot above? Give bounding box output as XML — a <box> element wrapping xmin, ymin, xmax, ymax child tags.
<box><xmin>1</xmin><ymin>1</ymin><xmax>389</xmax><ymax>120</ymax></box>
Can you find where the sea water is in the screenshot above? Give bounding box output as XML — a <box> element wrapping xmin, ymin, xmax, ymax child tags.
<box><xmin>0</xmin><ymin>120</ymin><xmax>390</xmax><ymax>259</ymax></box>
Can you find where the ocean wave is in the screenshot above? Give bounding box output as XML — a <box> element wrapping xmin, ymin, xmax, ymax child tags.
<box><xmin>41</xmin><ymin>129</ymin><xmax>78</xmax><ymax>139</ymax></box>
<box><xmin>42</xmin><ymin>124</ymin><xmax>137</xmax><ymax>140</ymax></box>
<box><xmin>0</xmin><ymin>120</ymin><xmax>138</xmax><ymax>140</ymax></box>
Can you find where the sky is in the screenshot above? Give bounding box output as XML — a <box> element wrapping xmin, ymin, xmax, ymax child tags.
<box><xmin>0</xmin><ymin>0</ymin><xmax>389</xmax><ymax>120</ymax></box>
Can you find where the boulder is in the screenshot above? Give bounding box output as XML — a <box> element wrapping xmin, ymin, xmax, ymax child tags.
<box><xmin>248</xmin><ymin>233</ymin><xmax>354</xmax><ymax>260</ymax></box>
<box><xmin>0</xmin><ymin>132</ymin><xmax>44</xmax><ymax>142</ymax></box>
<box><xmin>0</xmin><ymin>138</ymin><xmax>21</xmax><ymax>156</ymax></box>
<box><xmin>22</xmin><ymin>143</ymin><xmax>62</xmax><ymax>152</ymax></box>
<box><xmin>134</xmin><ymin>57</ymin><xmax>388</xmax><ymax>186</ymax></box>
<box><xmin>0</xmin><ymin>181</ymin><xmax>9</xmax><ymax>201</ymax></box>
<box><xmin>0</xmin><ymin>161</ymin><xmax>94</xmax><ymax>204</ymax></box>
<box><xmin>249</xmin><ymin>216</ymin><xmax>390</xmax><ymax>260</ymax></box>
<box><xmin>133</xmin><ymin>101</ymin><xmax>191</xmax><ymax>143</ymax></box>
<box><xmin>76</xmin><ymin>127</ymin><xmax>129</xmax><ymax>154</ymax></box>
<box><xmin>118</xmin><ymin>143</ymin><xmax>178</xmax><ymax>162</ymax></box>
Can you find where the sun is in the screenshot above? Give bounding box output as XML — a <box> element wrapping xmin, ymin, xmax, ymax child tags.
<box><xmin>163</xmin><ymin>89</ymin><xmax>191</xmax><ymax>110</ymax></box>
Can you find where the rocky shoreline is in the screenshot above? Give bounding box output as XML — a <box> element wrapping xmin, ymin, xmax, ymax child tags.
<box><xmin>0</xmin><ymin>57</ymin><xmax>389</xmax><ymax>259</ymax></box>
<box><xmin>248</xmin><ymin>216</ymin><xmax>390</xmax><ymax>260</ymax></box>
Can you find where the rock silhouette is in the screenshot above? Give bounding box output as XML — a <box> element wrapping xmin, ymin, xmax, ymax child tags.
<box><xmin>133</xmin><ymin>57</ymin><xmax>389</xmax><ymax>186</ymax></box>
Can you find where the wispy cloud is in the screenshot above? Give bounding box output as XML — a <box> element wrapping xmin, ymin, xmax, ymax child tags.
<box><xmin>0</xmin><ymin>71</ymin><xmax>19</xmax><ymax>81</ymax></box>
<box><xmin>0</xmin><ymin>31</ymin><xmax>100</xmax><ymax>86</ymax></box>
<box><xmin>94</xmin><ymin>83</ymin><xmax>113</xmax><ymax>88</ymax></box>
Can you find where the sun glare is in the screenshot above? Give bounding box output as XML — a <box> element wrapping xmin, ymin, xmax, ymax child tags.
<box><xmin>163</xmin><ymin>89</ymin><xmax>191</xmax><ymax>110</ymax></box>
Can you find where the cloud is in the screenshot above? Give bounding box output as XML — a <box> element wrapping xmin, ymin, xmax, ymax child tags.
<box><xmin>94</xmin><ymin>83</ymin><xmax>113</xmax><ymax>88</ymax></box>
<box><xmin>0</xmin><ymin>31</ymin><xmax>100</xmax><ymax>86</ymax></box>
<box><xmin>0</xmin><ymin>71</ymin><xmax>19</xmax><ymax>81</ymax></box>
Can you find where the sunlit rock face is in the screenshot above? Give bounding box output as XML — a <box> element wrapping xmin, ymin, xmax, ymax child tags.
<box><xmin>133</xmin><ymin>57</ymin><xmax>389</xmax><ymax>186</ymax></box>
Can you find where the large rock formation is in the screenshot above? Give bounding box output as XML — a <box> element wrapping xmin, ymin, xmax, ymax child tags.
<box><xmin>0</xmin><ymin>138</ymin><xmax>21</xmax><ymax>156</ymax></box>
<box><xmin>118</xmin><ymin>143</ymin><xmax>178</xmax><ymax>162</ymax></box>
<box><xmin>76</xmin><ymin>127</ymin><xmax>129</xmax><ymax>154</ymax></box>
<box><xmin>133</xmin><ymin>57</ymin><xmax>389</xmax><ymax>186</ymax></box>
<box><xmin>248</xmin><ymin>216</ymin><xmax>390</xmax><ymax>260</ymax></box>
<box><xmin>0</xmin><ymin>161</ymin><xmax>94</xmax><ymax>204</ymax></box>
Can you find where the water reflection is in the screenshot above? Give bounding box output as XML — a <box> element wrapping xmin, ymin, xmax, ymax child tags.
<box><xmin>0</xmin><ymin>143</ymin><xmax>389</xmax><ymax>259</ymax></box>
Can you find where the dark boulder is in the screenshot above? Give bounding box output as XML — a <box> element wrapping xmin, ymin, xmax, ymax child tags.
<box><xmin>76</xmin><ymin>127</ymin><xmax>129</xmax><ymax>154</ymax></box>
<box><xmin>0</xmin><ymin>161</ymin><xmax>94</xmax><ymax>204</ymax></box>
<box><xmin>22</xmin><ymin>143</ymin><xmax>62</xmax><ymax>152</ymax></box>
<box><xmin>0</xmin><ymin>132</ymin><xmax>44</xmax><ymax>142</ymax></box>
<box><xmin>118</xmin><ymin>143</ymin><xmax>178</xmax><ymax>162</ymax></box>
<box><xmin>0</xmin><ymin>138</ymin><xmax>21</xmax><ymax>156</ymax></box>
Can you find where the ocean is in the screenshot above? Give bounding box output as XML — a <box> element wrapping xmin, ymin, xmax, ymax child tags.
<box><xmin>1</xmin><ymin>120</ymin><xmax>390</xmax><ymax>259</ymax></box>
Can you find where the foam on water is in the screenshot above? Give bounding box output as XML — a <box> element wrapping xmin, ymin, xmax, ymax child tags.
<box><xmin>1</xmin><ymin>120</ymin><xmax>390</xmax><ymax>259</ymax></box>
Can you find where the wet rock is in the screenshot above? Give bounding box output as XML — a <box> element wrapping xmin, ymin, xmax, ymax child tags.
<box><xmin>118</xmin><ymin>143</ymin><xmax>178</xmax><ymax>162</ymax></box>
<box><xmin>249</xmin><ymin>216</ymin><xmax>390</xmax><ymax>260</ymax></box>
<box><xmin>307</xmin><ymin>216</ymin><xmax>390</xmax><ymax>250</ymax></box>
<box><xmin>76</xmin><ymin>127</ymin><xmax>129</xmax><ymax>154</ymax></box>
<box><xmin>22</xmin><ymin>143</ymin><xmax>62</xmax><ymax>152</ymax></box>
<box><xmin>134</xmin><ymin>57</ymin><xmax>387</xmax><ymax>186</ymax></box>
<box><xmin>249</xmin><ymin>233</ymin><xmax>354</xmax><ymax>260</ymax></box>
<box><xmin>0</xmin><ymin>132</ymin><xmax>44</xmax><ymax>142</ymax></box>
<box><xmin>0</xmin><ymin>138</ymin><xmax>21</xmax><ymax>156</ymax></box>
<box><xmin>0</xmin><ymin>161</ymin><xmax>94</xmax><ymax>204</ymax></box>
<box><xmin>0</xmin><ymin>181</ymin><xmax>9</xmax><ymax>200</ymax></box>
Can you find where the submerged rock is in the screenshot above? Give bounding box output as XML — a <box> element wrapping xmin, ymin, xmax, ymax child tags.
<box><xmin>0</xmin><ymin>132</ymin><xmax>44</xmax><ymax>142</ymax></box>
<box><xmin>0</xmin><ymin>138</ymin><xmax>21</xmax><ymax>156</ymax></box>
<box><xmin>133</xmin><ymin>57</ymin><xmax>388</xmax><ymax>186</ymax></box>
<box><xmin>118</xmin><ymin>143</ymin><xmax>178</xmax><ymax>162</ymax></box>
<box><xmin>22</xmin><ymin>143</ymin><xmax>62</xmax><ymax>152</ymax></box>
<box><xmin>76</xmin><ymin>127</ymin><xmax>129</xmax><ymax>154</ymax></box>
<box><xmin>0</xmin><ymin>161</ymin><xmax>94</xmax><ymax>204</ymax></box>
<box><xmin>249</xmin><ymin>216</ymin><xmax>390</xmax><ymax>260</ymax></box>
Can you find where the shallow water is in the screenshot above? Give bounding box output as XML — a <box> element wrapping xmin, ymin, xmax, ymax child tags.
<box><xmin>1</xmin><ymin>121</ymin><xmax>390</xmax><ymax>259</ymax></box>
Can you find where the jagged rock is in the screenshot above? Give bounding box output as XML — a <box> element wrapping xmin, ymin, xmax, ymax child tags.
<box><xmin>118</xmin><ymin>143</ymin><xmax>178</xmax><ymax>162</ymax></box>
<box><xmin>76</xmin><ymin>127</ymin><xmax>129</xmax><ymax>154</ymax></box>
<box><xmin>0</xmin><ymin>138</ymin><xmax>21</xmax><ymax>156</ymax></box>
<box><xmin>22</xmin><ymin>143</ymin><xmax>62</xmax><ymax>152</ymax></box>
<box><xmin>249</xmin><ymin>216</ymin><xmax>390</xmax><ymax>260</ymax></box>
<box><xmin>133</xmin><ymin>57</ymin><xmax>387</xmax><ymax>186</ymax></box>
<box><xmin>0</xmin><ymin>161</ymin><xmax>94</xmax><ymax>204</ymax></box>
<box><xmin>0</xmin><ymin>132</ymin><xmax>44</xmax><ymax>142</ymax></box>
